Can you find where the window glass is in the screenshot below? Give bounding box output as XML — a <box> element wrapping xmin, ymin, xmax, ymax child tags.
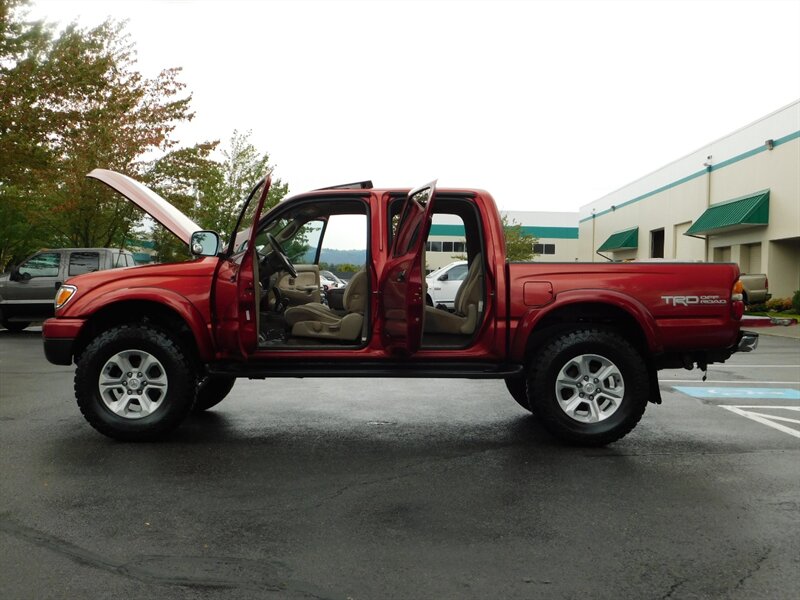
<box><xmin>255</xmin><ymin>201</ymin><xmax>368</xmax><ymax>274</ymax></box>
<box><xmin>428</xmin><ymin>241</ymin><xmax>442</xmax><ymax>252</ymax></box>
<box><xmin>230</xmin><ymin>179</ymin><xmax>268</xmax><ymax>254</ymax></box>
<box><xmin>319</xmin><ymin>214</ymin><xmax>367</xmax><ymax>269</ymax></box>
<box><xmin>69</xmin><ymin>252</ymin><xmax>100</xmax><ymax>275</ymax></box>
<box><xmin>545</xmin><ymin>244</ymin><xmax>555</xmax><ymax>255</ymax></box>
<box><xmin>393</xmin><ymin>187</ymin><xmax>431</xmax><ymax>257</ymax></box>
<box><xmin>447</xmin><ymin>264</ymin><xmax>468</xmax><ymax>280</ymax></box>
<box><xmin>19</xmin><ymin>252</ymin><xmax>60</xmax><ymax>278</ymax></box>
<box><xmin>442</xmin><ymin>241</ymin><xmax>453</xmax><ymax>252</ymax></box>
<box><xmin>453</xmin><ymin>241</ymin><xmax>465</xmax><ymax>253</ymax></box>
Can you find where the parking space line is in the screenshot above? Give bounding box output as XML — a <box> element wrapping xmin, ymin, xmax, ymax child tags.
<box><xmin>664</xmin><ymin>380</ymin><xmax>800</xmax><ymax>385</ymax></box>
<box><xmin>720</xmin><ymin>406</ymin><xmax>800</xmax><ymax>439</ymax></box>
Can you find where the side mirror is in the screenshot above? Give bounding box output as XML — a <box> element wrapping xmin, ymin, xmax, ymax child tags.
<box><xmin>9</xmin><ymin>266</ymin><xmax>29</xmax><ymax>282</ymax></box>
<box><xmin>190</xmin><ymin>231</ymin><xmax>221</xmax><ymax>257</ymax></box>
<box><xmin>438</xmin><ymin>273</ymin><xmax>449</xmax><ymax>281</ymax></box>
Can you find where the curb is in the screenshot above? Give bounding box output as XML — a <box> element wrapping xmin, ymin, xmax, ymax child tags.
<box><xmin>741</xmin><ymin>316</ymin><xmax>798</xmax><ymax>328</ymax></box>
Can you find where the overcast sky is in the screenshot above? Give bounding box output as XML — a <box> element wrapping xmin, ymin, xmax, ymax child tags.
<box><xmin>29</xmin><ymin>0</ymin><xmax>800</xmax><ymax>214</ymax></box>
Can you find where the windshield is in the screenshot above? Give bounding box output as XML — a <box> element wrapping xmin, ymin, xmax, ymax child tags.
<box><xmin>228</xmin><ymin>179</ymin><xmax>267</xmax><ymax>254</ymax></box>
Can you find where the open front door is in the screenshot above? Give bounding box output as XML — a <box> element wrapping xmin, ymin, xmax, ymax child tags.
<box><xmin>213</xmin><ymin>175</ymin><xmax>272</xmax><ymax>357</ymax></box>
<box><xmin>380</xmin><ymin>180</ymin><xmax>437</xmax><ymax>355</ymax></box>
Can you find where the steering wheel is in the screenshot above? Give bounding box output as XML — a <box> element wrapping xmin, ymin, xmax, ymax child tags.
<box><xmin>266</xmin><ymin>233</ymin><xmax>298</xmax><ymax>278</ymax></box>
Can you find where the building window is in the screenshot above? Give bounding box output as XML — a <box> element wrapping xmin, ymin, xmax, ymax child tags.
<box><xmin>713</xmin><ymin>246</ymin><xmax>731</xmax><ymax>262</ymax></box>
<box><xmin>426</xmin><ymin>241</ymin><xmax>443</xmax><ymax>252</ymax></box>
<box><xmin>442</xmin><ymin>241</ymin><xmax>453</xmax><ymax>252</ymax></box>
<box><xmin>650</xmin><ymin>229</ymin><xmax>664</xmax><ymax>259</ymax></box>
<box><xmin>453</xmin><ymin>241</ymin><xmax>465</xmax><ymax>253</ymax></box>
<box><xmin>533</xmin><ymin>243</ymin><xmax>555</xmax><ymax>255</ymax></box>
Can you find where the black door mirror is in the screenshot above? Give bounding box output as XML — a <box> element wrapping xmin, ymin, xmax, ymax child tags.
<box><xmin>9</xmin><ymin>266</ymin><xmax>24</xmax><ymax>282</ymax></box>
<box><xmin>438</xmin><ymin>273</ymin><xmax>449</xmax><ymax>281</ymax></box>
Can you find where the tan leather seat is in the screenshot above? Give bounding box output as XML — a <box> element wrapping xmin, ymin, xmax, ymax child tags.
<box><xmin>424</xmin><ymin>253</ymin><xmax>483</xmax><ymax>335</ymax></box>
<box><xmin>284</xmin><ymin>269</ymin><xmax>368</xmax><ymax>341</ymax></box>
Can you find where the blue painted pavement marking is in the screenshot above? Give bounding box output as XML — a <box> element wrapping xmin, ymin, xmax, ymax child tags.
<box><xmin>674</xmin><ymin>387</ymin><xmax>800</xmax><ymax>400</ymax></box>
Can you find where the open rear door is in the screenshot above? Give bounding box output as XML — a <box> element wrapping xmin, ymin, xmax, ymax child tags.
<box><xmin>380</xmin><ymin>180</ymin><xmax>437</xmax><ymax>355</ymax></box>
<box><xmin>213</xmin><ymin>175</ymin><xmax>272</xmax><ymax>357</ymax></box>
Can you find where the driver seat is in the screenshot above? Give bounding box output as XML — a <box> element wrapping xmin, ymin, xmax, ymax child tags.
<box><xmin>284</xmin><ymin>269</ymin><xmax>368</xmax><ymax>341</ymax></box>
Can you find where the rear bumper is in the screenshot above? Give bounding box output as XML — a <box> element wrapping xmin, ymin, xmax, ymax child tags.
<box><xmin>42</xmin><ymin>318</ymin><xmax>85</xmax><ymax>365</ymax></box>
<box><xmin>736</xmin><ymin>330</ymin><xmax>759</xmax><ymax>353</ymax></box>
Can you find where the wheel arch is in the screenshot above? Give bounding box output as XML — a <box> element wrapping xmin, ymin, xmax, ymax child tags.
<box><xmin>73</xmin><ymin>297</ymin><xmax>212</xmax><ymax>366</ymax></box>
<box><xmin>512</xmin><ymin>292</ymin><xmax>661</xmax><ymax>363</ymax></box>
<box><xmin>513</xmin><ymin>294</ymin><xmax>663</xmax><ymax>405</ymax></box>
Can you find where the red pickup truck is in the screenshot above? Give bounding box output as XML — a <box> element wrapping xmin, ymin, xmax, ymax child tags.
<box><xmin>43</xmin><ymin>169</ymin><xmax>758</xmax><ymax>445</ymax></box>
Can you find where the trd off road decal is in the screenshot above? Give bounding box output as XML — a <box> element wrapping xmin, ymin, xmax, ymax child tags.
<box><xmin>661</xmin><ymin>295</ymin><xmax>726</xmax><ymax>306</ymax></box>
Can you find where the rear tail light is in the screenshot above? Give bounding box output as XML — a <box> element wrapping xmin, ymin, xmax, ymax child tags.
<box><xmin>731</xmin><ymin>280</ymin><xmax>744</xmax><ymax>302</ymax></box>
<box><xmin>731</xmin><ymin>280</ymin><xmax>744</xmax><ymax>320</ymax></box>
<box><xmin>764</xmin><ymin>276</ymin><xmax>769</xmax><ymax>291</ymax></box>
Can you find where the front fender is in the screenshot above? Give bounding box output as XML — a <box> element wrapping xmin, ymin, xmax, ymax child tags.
<box><xmin>75</xmin><ymin>287</ymin><xmax>214</xmax><ymax>361</ymax></box>
<box><xmin>509</xmin><ymin>289</ymin><xmax>662</xmax><ymax>361</ymax></box>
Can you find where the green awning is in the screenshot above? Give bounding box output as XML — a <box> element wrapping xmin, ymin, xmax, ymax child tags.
<box><xmin>685</xmin><ymin>190</ymin><xmax>769</xmax><ymax>236</ymax></box>
<box><xmin>597</xmin><ymin>227</ymin><xmax>638</xmax><ymax>252</ymax></box>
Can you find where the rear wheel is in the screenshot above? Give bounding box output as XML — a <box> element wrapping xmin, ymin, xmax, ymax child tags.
<box><xmin>74</xmin><ymin>324</ymin><xmax>197</xmax><ymax>441</ymax></box>
<box><xmin>194</xmin><ymin>375</ymin><xmax>236</xmax><ymax>412</ymax></box>
<box><xmin>504</xmin><ymin>376</ymin><xmax>533</xmax><ymax>413</ymax></box>
<box><xmin>528</xmin><ymin>328</ymin><xmax>649</xmax><ymax>446</ymax></box>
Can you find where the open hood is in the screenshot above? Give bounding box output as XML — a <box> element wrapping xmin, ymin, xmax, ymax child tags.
<box><xmin>87</xmin><ymin>168</ymin><xmax>201</xmax><ymax>245</ymax></box>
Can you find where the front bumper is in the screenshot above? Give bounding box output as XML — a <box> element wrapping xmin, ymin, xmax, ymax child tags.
<box><xmin>42</xmin><ymin>318</ymin><xmax>85</xmax><ymax>365</ymax></box>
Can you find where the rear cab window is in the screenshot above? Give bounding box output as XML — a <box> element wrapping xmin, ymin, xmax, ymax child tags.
<box><xmin>68</xmin><ymin>252</ymin><xmax>100</xmax><ymax>276</ymax></box>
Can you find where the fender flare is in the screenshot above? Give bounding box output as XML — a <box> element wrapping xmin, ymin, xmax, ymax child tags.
<box><xmin>510</xmin><ymin>289</ymin><xmax>662</xmax><ymax>361</ymax></box>
<box><xmin>78</xmin><ymin>287</ymin><xmax>214</xmax><ymax>361</ymax></box>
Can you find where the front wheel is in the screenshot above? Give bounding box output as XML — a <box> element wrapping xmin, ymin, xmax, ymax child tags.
<box><xmin>74</xmin><ymin>324</ymin><xmax>197</xmax><ymax>441</ymax></box>
<box><xmin>528</xmin><ymin>328</ymin><xmax>649</xmax><ymax>446</ymax></box>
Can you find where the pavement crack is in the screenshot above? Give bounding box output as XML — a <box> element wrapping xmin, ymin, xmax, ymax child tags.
<box><xmin>0</xmin><ymin>514</ymin><xmax>337</xmax><ymax>598</ymax></box>
<box><xmin>732</xmin><ymin>547</ymin><xmax>771</xmax><ymax>592</ymax></box>
<box><xmin>660</xmin><ymin>577</ymin><xmax>687</xmax><ymax>599</ymax></box>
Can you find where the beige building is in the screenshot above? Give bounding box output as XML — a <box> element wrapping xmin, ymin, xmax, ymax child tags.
<box><xmin>578</xmin><ymin>100</ymin><xmax>800</xmax><ymax>298</ymax></box>
<box><xmin>426</xmin><ymin>211</ymin><xmax>579</xmax><ymax>271</ymax></box>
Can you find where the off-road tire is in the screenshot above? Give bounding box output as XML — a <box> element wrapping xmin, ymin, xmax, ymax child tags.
<box><xmin>74</xmin><ymin>324</ymin><xmax>197</xmax><ymax>441</ymax></box>
<box><xmin>528</xmin><ymin>328</ymin><xmax>649</xmax><ymax>446</ymax></box>
<box><xmin>193</xmin><ymin>375</ymin><xmax>236</xmax><ymax>412</ymax></box>
<box><xmin>505</xmin><ymin>376</ymin><xmax>533</xmax><ymax>413</ymax></box>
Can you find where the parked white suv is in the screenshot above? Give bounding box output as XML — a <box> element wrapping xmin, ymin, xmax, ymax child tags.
<box><xmin>425</xmin><ymin>260</ymin><xmax>468</xmax><ymax>309</ymax></box>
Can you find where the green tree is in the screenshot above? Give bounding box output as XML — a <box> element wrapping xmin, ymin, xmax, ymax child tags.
<box><xmin>0</xmin><ymin>1</ymin><xmax>192</xmax><ymax>266</ymax></box>
<box><xmin>143</xmin><ymin>131</ymin><xmax>289</xmax><ymax>263</ymax></box>
<box><xmin>502</xmin><ymin>215</ymin><xmax>539</xmax><ymax>262</ymax></box>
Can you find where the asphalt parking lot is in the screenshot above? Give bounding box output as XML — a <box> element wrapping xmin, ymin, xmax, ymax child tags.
<box><xmin>1</xmin><ymin>327</ymin><xmax>798</xmax><ymax>599</ymax></box>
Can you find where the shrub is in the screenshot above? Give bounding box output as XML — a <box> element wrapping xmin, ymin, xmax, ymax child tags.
<box><xmin>766</xmin><ymin>297</ymin><xmax>793</xmax><ymax>312</ymax></box>
<box><xmin>746</xmin><ymin>302</ymin><xmax>768</xmax><ymax>313</ymax></box>
<box><xmin>793</xmin><ymin>290</ymin><xmax>800</xmax><ymax>314</ymax></box>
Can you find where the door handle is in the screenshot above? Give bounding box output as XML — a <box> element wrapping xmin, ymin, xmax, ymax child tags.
<box><xmin>396</xmin><ymin>270</ymin><xmax>406</xmax><ymax>282</ymax></box>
